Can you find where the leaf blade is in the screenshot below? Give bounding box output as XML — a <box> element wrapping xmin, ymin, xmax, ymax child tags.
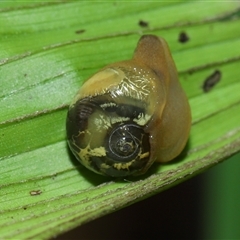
<box><xmin>1</xmin><ymin>1</ymin><xmax>240</xmax><ymax>239</ymax></box>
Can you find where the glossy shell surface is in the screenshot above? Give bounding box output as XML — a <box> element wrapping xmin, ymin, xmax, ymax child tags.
<box><xmin>66</xmin><ymin>35</ymin><xmax>191</xmax><ymax>177</ymax></box>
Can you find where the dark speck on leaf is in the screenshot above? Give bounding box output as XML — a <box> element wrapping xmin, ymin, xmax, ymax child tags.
<box><xmin>138</xmin><ymin>20</ymin><xmax>149</xmax><ymax>28</ymax></box>
<box><xmin>178</xmin><ymin>31</ymin><xmax>189</xmax><ymax>43</ymax></box>
<box><xmin>203</xmin><ymin>70</ymin><xmax>221</xmax><ymax>92</ymax></box>
<box><xmin>30</xmin><ymin>190</ymin><xmax>42</xmax><ymax>196</ymax></box>
<box><xmin>75</xmin><ymin>29</ymin><xmax>86</xmax><ymax>34</ymax></box>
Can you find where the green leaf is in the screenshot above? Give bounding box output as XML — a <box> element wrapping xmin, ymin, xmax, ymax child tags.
<box><xmin>1</xmin><ymin>1</ymin><xmax>240</xmax><ymax>239</ymax></box>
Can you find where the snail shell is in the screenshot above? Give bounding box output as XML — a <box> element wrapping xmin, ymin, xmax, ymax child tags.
<box><xmin>66</xmin><ymin>35</ymin><xmax>191</xmax><ymax>177</ymax></box>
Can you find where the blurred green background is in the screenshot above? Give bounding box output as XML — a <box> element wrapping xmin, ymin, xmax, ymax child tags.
<box><xmin>203</xmin><ymin>152</ymin><xmax>240</xmax><ymax>239</ymax></box>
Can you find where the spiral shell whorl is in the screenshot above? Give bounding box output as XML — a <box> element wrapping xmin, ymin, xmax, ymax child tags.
<box><xmin>66</xmin><ymin>94</ymin><xmax>151</xmax><ymax>177</ymax></box>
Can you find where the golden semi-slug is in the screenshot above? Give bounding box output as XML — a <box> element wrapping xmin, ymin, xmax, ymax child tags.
<box><xmin>66</xmin><ymin>35</ymin><xmax>191</xmax><ymax>177</ymax></box>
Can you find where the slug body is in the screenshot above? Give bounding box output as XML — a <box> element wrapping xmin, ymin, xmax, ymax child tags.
<box><xmin>66</xmin><ymin>35</ymin><xmax>191</xmax><ymax>177</ymax></box>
